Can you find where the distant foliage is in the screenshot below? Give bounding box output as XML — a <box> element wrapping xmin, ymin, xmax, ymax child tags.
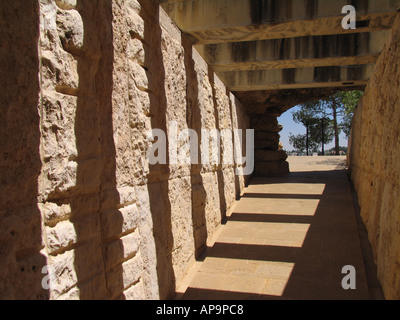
<box><xmin>290</xmin><ymin>90</ymin><xmax>363</xmax><ymax>155</ymax></box>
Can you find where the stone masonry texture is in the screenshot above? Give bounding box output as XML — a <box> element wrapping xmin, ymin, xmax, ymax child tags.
<box><xmin>0</xmin><ymin>0</ymin><xmax>250</xmax><ymax>299</ymax></box>
<box><xmin>349</xmin><ymin>13</ymin><xmax>400</xmax><ymax>300</ymax></box>
<box><xmin>1</xmin><ymin>0</ymin><xmax>400</xmax><ymax>300</ymax></box>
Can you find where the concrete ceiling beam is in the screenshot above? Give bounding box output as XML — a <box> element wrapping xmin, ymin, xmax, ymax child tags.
<box><xmin>218</xmin><ymin>64</ymin><xmax>374</xmax><ymax>91</ymax></box>
<box><xmin>196</xmin><ymin>30</ymin><xmax>389</xmax><ymax>71</ymax></box>
<box><xmin>159</xmin><ymin>0</ymin><xmax>400</xmax><ymax>44</ymax></box>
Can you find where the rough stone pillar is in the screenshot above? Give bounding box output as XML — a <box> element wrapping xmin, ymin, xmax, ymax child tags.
<box><xmin>252</xmin><ymin>113</ymin><xmax>289</xmax><ymax>176</ymax></box>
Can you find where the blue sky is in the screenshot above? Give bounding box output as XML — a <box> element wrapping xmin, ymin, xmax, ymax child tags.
<box><xmin>278</xmin><ymin>105</ymin><xmax>349</xmax><ymax>151</ymax></box>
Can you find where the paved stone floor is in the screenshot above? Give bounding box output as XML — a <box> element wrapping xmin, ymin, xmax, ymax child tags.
<box><xmin>177</xmin><ymin>156</ymin><xmax>380</xmax><ymax>300</ymax></box>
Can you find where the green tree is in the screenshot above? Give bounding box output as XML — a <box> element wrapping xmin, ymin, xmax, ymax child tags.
<box><xmin>309</xmin><ymin>117</ymin><xmax>335</xmax><ymax>155</ymax></box>
<box><xmin>289</xmin><ymin>133</ymin><xmax>319</xmax><ymax>153</ymax></box>
<box><xmin>338</xmin><ymin>90</ymin><xmax>363</xmax><ymax>137</ymax></box>
<box><xmin>298</xmin><ymin>90</ymin><xmax>363</xmax><ymax>155</ymax></box>
<box><xmin>289</xmin><ymin>133</ymin><xmax>306</xmax><ymax>153</ymax></box>
<box><xmin>291</xmin><ymin>105</ymin><xmax>334</xmax><ymax>155</ymax></box>
<box><xmin>292</xmin><ymin>106</ymin><xmax>319</xmax><ymax>155</ymax></box>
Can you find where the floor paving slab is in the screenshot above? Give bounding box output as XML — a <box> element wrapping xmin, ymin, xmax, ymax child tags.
<box><xmin>178</xmin><ymin>156</ymin><xmax>381</xmax><ymax>300</ymax></box>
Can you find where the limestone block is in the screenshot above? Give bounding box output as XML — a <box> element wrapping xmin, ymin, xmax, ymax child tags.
<box><xmin>47</xmin><ymin>240</ymin><xmax>106</xmax><ymax>299</ymax></box>
<box><xmin>376</xmin><ymin>184</ymin><xmax>400</xmax><ymax>299</ymax></box>
<box><xmin>40</xmin><ymin>2</ymin><xmax>81</xmax><ymax>93</ymax></box>
<box><xmin>255</xmin><ymin>131</ymin><xmax>280</xmax><ymax>145</ymax></box>
<box><xmin>14</xmin><ymin>251</ymin><xmax>49</xmax><ymax>300</ymax></box>
<box><xmin>255</xmin><ymin>139</ymin><xmax>279</xmax><ymax>150</ymax></box>
<box><xmin>101</xmin><ymin>204</ymin><xmax>139</xmax><ymax>240</ymax></box>
<box><xmin>121</xmin><ymin>278</ymin><xmax>145</xmax><ymax>300</ymax></box>
<box><xmin>168</xmin><ymin>176</ymin><xmax>195</xmax><ymax>283</ymax></box>
<box><xmin>255</xmin><ymin>160</ymin><xmax>290</xmax><ymax>177</ymax></box>
<box><xmin>197</xmin><ymin>70</ymin><xmax>217</xmax><ymax>129</ymax></box>
<box><xmin>162</xmin><ymin>35</ymin><xmax>187</xmax><ymax>124</ymax></box>
<box><xmin>0</xmin><ymin>243</ymin><xmax>17</xmax><ymax>300</ymax></box>
<box><xmin>104</xmin><ymin>231</ymin><xmax>140</xmax><ymax>271</ymax></box>
<box><xmin>202</xmin><ymin>172</ymin><xmax>222</xmax><ymax>238</ymax></box>
<box><xmin>0</xmin><ymin>208</ymin><xmax>46</xmax><ymax>254</ymax></box>
<box><xmin>220</xmin><ymin>129</ymin><xmax>234</xmax><ymax>167</ymax></box>
<box><xmin>40</xmin><ymin>94</ymin><xmax>77</xmax><ymax>160</ymax></box>
<box><xmin>41</xmin><ymin>51</ymin><xmax>79</xmax><ymax>94</ymax></box>
<box><xmin>74</xmin><ymin>240</ymin><xmax>105</xmax><ymax>277</ymax></box>
<box><xmin>134</xmin><ymin>185</ymin><xmax>152</xmax><ymax>222</ymax></box>
<box><xmin>114</xmin><ymin>146</ymin><xmax>136</xmax><ymax>188</ymax></box>
<box><xmin>127</xmin><ymin>38</ymin><xmax>145</xmax><ymax>66</ymax></box>
<box><xmin>54</xmin><ymin>288</ymin><xmax>79</xmax><ymax>300</ymax></box>
<box><xmin>235</xmin><ymin>169</ymin><xmax>247</xmax><ymax>196</ymax></box>
<box><xmin>70</xmin><ymin>272</ymin><xmax>107</xmax><ymax>300</ymax></box>
<box><xmin>70</xmin><ymin>194</ymin><xmax>100</xmax><ymax>217</ymax></box>
<box><xmin>127</xmin><ymin>114</ymin><xmax>151</xmax><ymax>187</ymax></box>
<box><xmin>129</xmin><ymin>85</ymin><xmax>151</xmax><ymax>116</ymax></box>
<box><xmin>255</xmin><ymin>150</ymin><xmax>288</xmax><ymax>162</ymax></box>
<box><xmin>56</xmin><ymin>9</ymin><xmax>84</xmax><ymax>54</ymax></box>
<box><xmin>222</xmin><ymin>168</ymin><xmax>236</xmax><ymax>212</ymax></box>
<box><xmin>119</xmin><ymin>204</ymin><xmax>140</xmax><ymax>233</ymax></box>
<box><xmin>39</xmin><ymin>202</ymin><xmax>71</xmax><ymax>225</ymax></box>
<box><xmin>106</xmin><ymin>253</ymin><xmax>143</xmax><ymax>298</ymax></box>
<box><xmin>118</xmin><ymin>186</ymin><xmax>137</xmax><ymax>208</ymax></box>
<box><xmin>214</xmin><ymin>84</ymin><xmax>233</xmax><ymax>130</ymax></box>
<box><xmin>40</xmin><ymin>159</ymin><xmax>77</xmax><ymax>199</ymax></box>
<box><xmin>55</xmin><ymin>0</ymin><xmax>77</xmax><ymax>10</ymax></box>
<box><xmin>76</xmin><ymin>158</ymin><xmax>102</xmax><ymax>189</ymax></box>
<box><xmin>134</xmin><ymin>185</ymin><xmax>159</xmax><ymax>299</ymax></box>
<box><xmin>251</xmin><ymin>114</ymin><xmax>281</xmax><ymax>132</ymax></box>
<box><xmin>121</xmin><ymin>254</ymin><xmax>144</xmax><ymax>289</ymax></box>
<box><xmin>47</xmin><ymin>250</ymin><xmax>78</xmax><ymax>299</ymax></box>
<box><xmin>126</xmin><ymin>7</ymin><xmax>145</xmax><ymax>40</ymax></box>
<box><xmin>45</xmin><ymin>214</ymin><xmax>101</xmax><ymax>254</ymax></box>
<box><xmin>167</xmin><ymin>61</ymin><xmax>188</xmax><ymax>94</ymax></box>
<box><xmin>45</xmin><ymin>220</ymin><xmax>77</xmax><ymax>254</ymax></box>
<box><xmin>120</xmin><ymin>232</ymin><xmax>141</xmax><ymax>259</ymax></box>
<box><xmin>129</xmin><ymin>60</ymin><xmax>149</xmax><ymax>92</ymax></box>
<box><xmin>126</xmin><ymin>0</ymin><xmax>141</xmax><ymax>12</ymax></box>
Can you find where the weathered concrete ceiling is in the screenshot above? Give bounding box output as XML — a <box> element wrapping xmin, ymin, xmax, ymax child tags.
<box><xmin>197</xmin><ymin>32</ymin><xmax>387</xmax><ymax>72</ymax></box>
<box><xmin>159</xmin><ymin>0</ymin><xmax>400</xmax><ymax>112</ymax></box>
<box><xmin>233</xmin><ymin>86</ymin><xmax>365</xmax><ymax>115</ymax></box>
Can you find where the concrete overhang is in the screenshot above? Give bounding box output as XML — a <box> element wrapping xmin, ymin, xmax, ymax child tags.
<box><xmin>160</xmin><ymin>0</ymin><xmax>399</xmax><ymax>44</ymax></box>
<box><xmin>158</xmin><ymin>0</ymin><xmax>400</xmax><ymax>110</ymax></box>
<box><xmin>218</xmin><ymin>64</ymin><xmax>374</xmax><ymax>91</ymax></box>
<box><xmin>196</xmin><ymin>31</ymin><xmax>388</xmax><ymax>71</ymax></box>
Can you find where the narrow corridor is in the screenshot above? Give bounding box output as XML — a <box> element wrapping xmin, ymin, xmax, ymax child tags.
<box><xmin>177</xmin><ymin>156</ymin><xmax>379</xmax><ymax>300</ymax></box>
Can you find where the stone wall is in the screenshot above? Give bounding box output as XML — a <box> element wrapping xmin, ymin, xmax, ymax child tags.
<box><xmin>0</xmin><ymin>0</ymin><xmax>46</xmax><ymax>300</ymax></box>
<box><xmin>252</xmin><ymin>112</ymin><xmax>289</xmax><ymax>177</ymax></box>
<box><xmin>349</xmin><ymin>13</ymin><xmax>400</xmax><ymax>300</ymax></box>
<box><xmin>0</xmin><ymin>0</ymin><xmax>250</xmax><ymax>300</ymax></box>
